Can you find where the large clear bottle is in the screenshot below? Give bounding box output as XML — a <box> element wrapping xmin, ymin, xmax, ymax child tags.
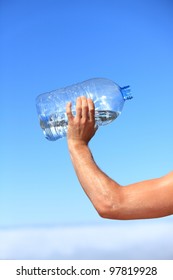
<box><xmin>36</xmin><ymin>78</ymin><xmax>132</xmax><ymax>141</ymax></box>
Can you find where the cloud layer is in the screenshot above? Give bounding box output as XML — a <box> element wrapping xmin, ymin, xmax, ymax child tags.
<box><xmin>0</xmin><ymin>220</ymin><xmax>173</xmax><ymax>260</ymax></box>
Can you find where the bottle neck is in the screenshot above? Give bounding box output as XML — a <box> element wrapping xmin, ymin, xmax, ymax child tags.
<box><xmin>120</xmin><ymin>86</ymin><xmax>133</xmax><ymax>100</ymax></box>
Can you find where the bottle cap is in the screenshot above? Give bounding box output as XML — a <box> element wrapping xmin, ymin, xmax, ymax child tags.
<box><xmin>121</xmin><ymin>86</ymin><xmax>133</xmax><ymax>100</ymax></box>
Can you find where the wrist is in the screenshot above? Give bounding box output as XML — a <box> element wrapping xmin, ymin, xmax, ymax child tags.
<box><xmin>67</xmin><ymin>139</ymin><xmax>94</xmax><ymax>165</ymax></box>
<box><xmin>67</xmin><ymin>139</ymin><xmax>88</xmax><ymax>152</ymax></box>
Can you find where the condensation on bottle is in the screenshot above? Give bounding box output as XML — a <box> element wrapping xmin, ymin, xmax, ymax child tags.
<box><xmin>36</xmin><ymin>78</ymin><xmax>133</xmax><ymax>141</ymax></box>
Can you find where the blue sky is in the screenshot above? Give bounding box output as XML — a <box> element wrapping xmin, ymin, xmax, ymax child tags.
<box><xmin>0</xmin><ymin>0</ymin><xmax>173</xmax><ymax>259</ymax></box>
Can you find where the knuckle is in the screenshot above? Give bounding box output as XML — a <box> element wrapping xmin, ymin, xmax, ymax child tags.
<box><xmin>74</xmin><ymin>118</ymin><xmax>80</xmax><ymax>125</ymax></box>
<box><xmin>76</xmin><ymin>105</ymin><xmax>82</xmax><ymax>111</ymax></box>
<box><xmin>81</xmin><ymin>118</ymin><xmax>87</xmax><ymax>125</ymax></box>
<box><xmin>66</xmin><ymin>111</ymin><xmax>70</xmax><ymax>116</ymax></box>
<box><xmin>90</xmin><ymin>108</ymin><xmax>94</xmax><ymax>113</ymax></box>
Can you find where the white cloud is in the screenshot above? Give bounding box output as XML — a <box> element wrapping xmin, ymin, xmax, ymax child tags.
<box><xmin>0</xmin><ymin>219</ymin><xmax>173</xmax><ymax>260</ymax></box>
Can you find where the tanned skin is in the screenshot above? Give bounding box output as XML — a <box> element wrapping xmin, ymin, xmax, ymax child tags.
<box><xmin>66</xmin><ymin>96</ymin><xmax>173</xmax><ymax>220</ymax></box>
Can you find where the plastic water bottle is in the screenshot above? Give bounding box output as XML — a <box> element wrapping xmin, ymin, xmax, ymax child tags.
<box><xmin>36</xmin><ymin>78</ymin><xmax>132</xmax><ymax>141</ymax></box>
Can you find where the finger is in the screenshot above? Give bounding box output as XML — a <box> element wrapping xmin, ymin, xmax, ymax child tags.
<box><xmin>66</xmin><ymin>102</ymin><xmax>74</xmax><ymax>122</ymax></box>
<box><xmin>76</xmin><ymin>97</ymin><xmax>82</xmax><ymax>120</ymax></box>
<box><xmin>81</xmin><ymin>96</ymin><xmax>88</xmax><ymax>120</ymax></box>
<box><xmin>87</xmin><ymin>98</ymin><xmax>95</xmax><ymax>122</ymax></box>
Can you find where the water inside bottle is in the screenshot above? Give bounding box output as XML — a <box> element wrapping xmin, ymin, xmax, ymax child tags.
<box><xmin>39</xmin><ymin>110</ymin><xmax>119</xmax><ymax>141</ymax></box>
<box><xmin>40</xmin><ymin>113</ymin><xmax>68</xmax><ymax>141</ymax></box>
<box><xmin>95</xmin><ymin>110</ymin><xmax>119</xmax><ymax>126</ymax></box>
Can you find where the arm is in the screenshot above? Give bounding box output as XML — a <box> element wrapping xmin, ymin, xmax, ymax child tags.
<box><xmin>66</xmin><ymin>97</ymin><xmax>173</xmax><ymax>220</ymax></box>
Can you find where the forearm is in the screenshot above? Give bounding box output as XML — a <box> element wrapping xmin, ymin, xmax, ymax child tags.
<box><xmin>68</xmin><ymin>142</ymin><xmax>173</xmax><ymax>219</ymax></box>
<box><xmin>66</xmin><ymin>97</ymin><xmax>173</xmax><ymax>220</ymax></box>
<box><xmin>68</xmin><ymin>141</ymin><xmax>122</xmax><ymax>217</ymax></box>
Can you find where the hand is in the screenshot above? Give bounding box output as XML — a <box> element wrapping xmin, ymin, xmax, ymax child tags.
<box><xmin>66</xmin><ymin>96</ymin><xmax>98</xmax><ymax>146</ymax></box>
